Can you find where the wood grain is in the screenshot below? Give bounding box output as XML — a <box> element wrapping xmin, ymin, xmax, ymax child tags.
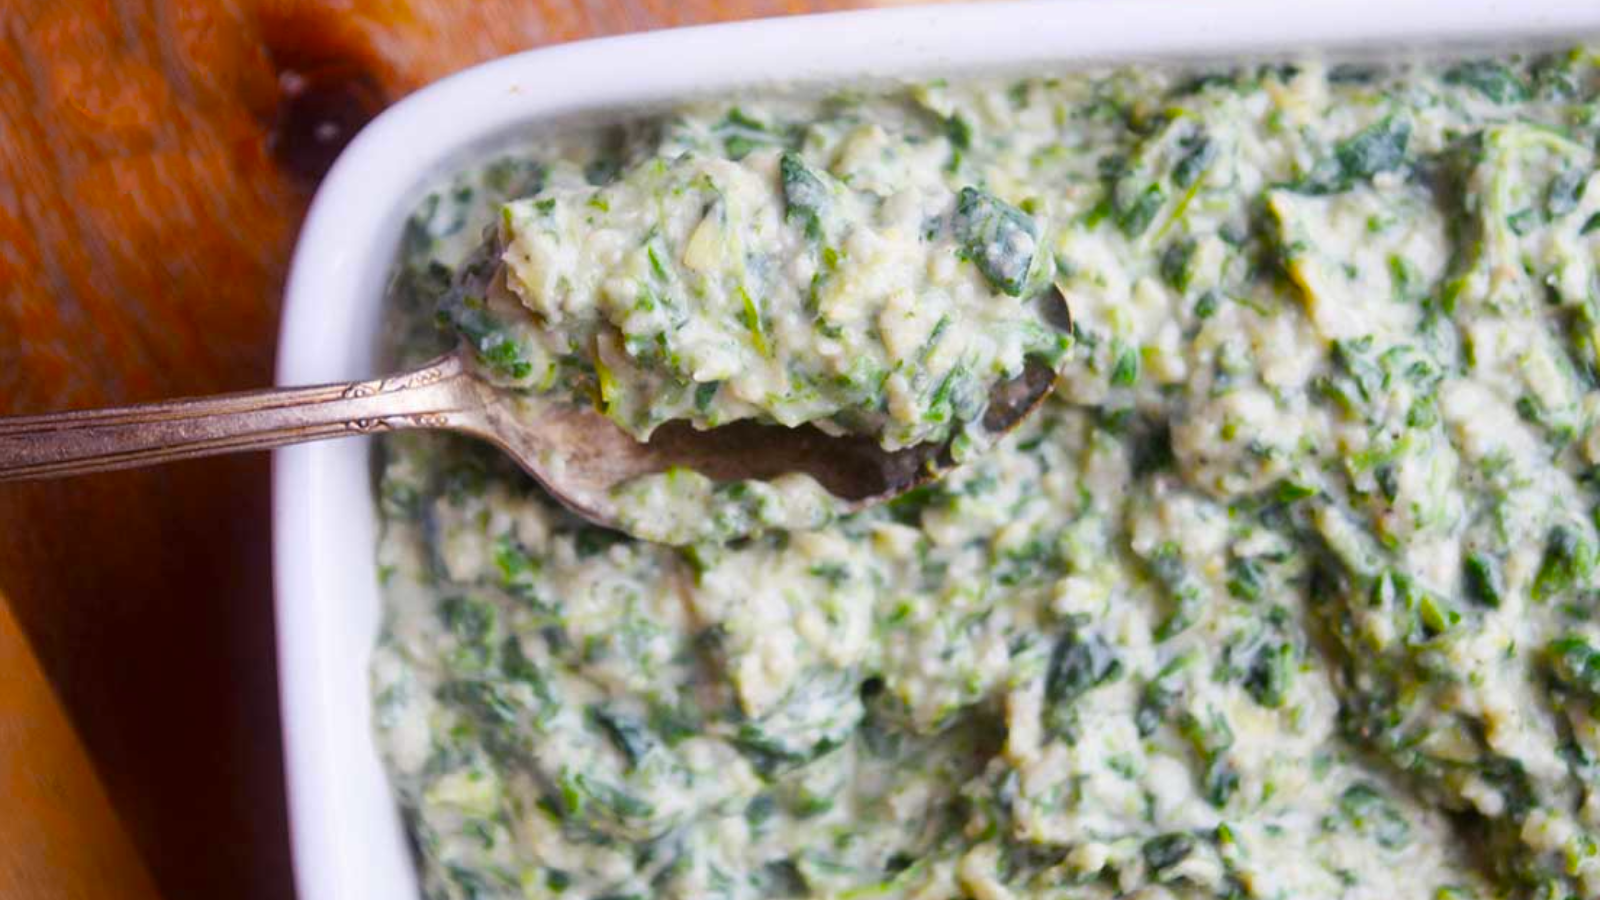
<box><xmin>0</xmin><ymin>0</ymin><xmax>881</xmax><ymax>897</ymax></box>
<box><xmin>0</xmin><ymin>591</ymin><xmax>163</xmax><ymax>900</ymax></box>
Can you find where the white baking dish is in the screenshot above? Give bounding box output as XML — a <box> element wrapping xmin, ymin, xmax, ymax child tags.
<box><xmin>273</xmin><ymin>1</ymin><xmax>1600</xmax><ymax>896</ymax></box>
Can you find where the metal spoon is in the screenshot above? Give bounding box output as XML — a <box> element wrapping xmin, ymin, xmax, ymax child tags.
<box><xmin>0</xmin><ymin>281</ymin><xmax>1067</xmax><ymax>529</ymax></box>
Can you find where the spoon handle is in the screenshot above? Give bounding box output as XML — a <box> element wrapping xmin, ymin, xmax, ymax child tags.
<box><xmin>0</xmin><ymin>354</ymin><xmax>481</xmax><ymax>481</ymax></box>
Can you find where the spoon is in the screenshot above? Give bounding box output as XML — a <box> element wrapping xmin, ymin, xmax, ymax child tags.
<box><xmin>0</xmin><ymin>280</ymin><xmax>1067</xmax><ymax>530</ymax></box>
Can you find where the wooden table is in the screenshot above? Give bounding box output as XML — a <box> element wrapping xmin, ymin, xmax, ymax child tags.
<box><xmin>0</xmin><ymin>1</ymin><xmax>954</xmax><ymax>896</ymax></box>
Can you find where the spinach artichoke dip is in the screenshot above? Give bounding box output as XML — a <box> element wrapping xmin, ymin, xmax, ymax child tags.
<box><xmin>375</xmin><ymin>48</ymin><xmax>1600</xmax><ymax>900</ymax></box>
<box><xmin>476</xmin><ymin>144</ymin><xmax>1069</xmax><ymax>450</ymax></box>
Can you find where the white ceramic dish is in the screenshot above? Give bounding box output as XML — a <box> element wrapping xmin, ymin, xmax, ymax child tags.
<box><xmin>274</xmin><ymin>0</ymin><xmax>1600</xmax><ymax>896</ymax></box>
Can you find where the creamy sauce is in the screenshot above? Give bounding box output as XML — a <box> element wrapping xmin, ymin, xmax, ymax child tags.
<box><xmin>445</xmin><ymin>112</ymin><xmax>1070</xmax><ymax>454</ymax></box>
<box><xmin>375</xmin><ymin>49</ymin><xmax>1600</xmax><ymax>900</ymax></box>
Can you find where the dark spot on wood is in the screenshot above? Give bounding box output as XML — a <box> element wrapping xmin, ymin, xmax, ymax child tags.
<box><xmin>269</xmin><ymin>60</ymin><xmax>385</xmax><ymax>185</ymax></box>
<box><xmin>260</xmin><ymin>14</ymin><xmax>387</xmax><ymax>187</ymax></box>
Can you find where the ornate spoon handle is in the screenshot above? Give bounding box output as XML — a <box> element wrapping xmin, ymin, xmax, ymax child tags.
<box><xmin>0</xmin><ymin>354</ymin><xmax>482</xmax><ymax>481</ymax></box>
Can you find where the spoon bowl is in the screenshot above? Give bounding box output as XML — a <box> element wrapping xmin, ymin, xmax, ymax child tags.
<box><xmin>473</xmin><ymin>353</ymin><xmax>1060</xmax><ymax>526</ymax></box>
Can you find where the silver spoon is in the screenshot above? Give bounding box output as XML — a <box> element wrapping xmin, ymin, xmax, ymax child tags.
<box><xmin>0</xmin><ymin>280</ymin><xmax>1067</xmax><ymax>529</ymax></box>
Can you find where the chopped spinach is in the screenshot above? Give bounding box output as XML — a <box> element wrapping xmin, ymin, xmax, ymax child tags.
<box><xmin>779</xmin><ymin>152</ymin><xmax>830</xmax><ymax>240</ymax></box>
<box><xmin>952</xmin><ymin>186</ymin><xmax>1042</xmax><ymax>296</ymax></box>
<box><xmin>1336</xmin><ymin>783</ymin><xmax>1412</xmax><ymax>849</ymax></box>
<box><xmin>1293</xmin><ymin>115</ymin><xmax>1412</xmax><ymax>195</ymax></box>
<box><xmin>1444</xmin><ymin>59</ymin><xmax>1530</xmax><ymax>104</ymax></box>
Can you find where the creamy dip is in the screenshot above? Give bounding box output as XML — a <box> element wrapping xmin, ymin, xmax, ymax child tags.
<box><xmin>375</xmin><ymin>48</ymin><xmax>1600</xmax><ymax>900</ymax></box>
<box><xmin>452</xmin><ymin>145</ymin><xmax>1069</xmax><ymax>452</ymax></box>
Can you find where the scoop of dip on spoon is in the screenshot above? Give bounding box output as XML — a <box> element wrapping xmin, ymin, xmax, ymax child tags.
<box><xmin>440</xmin><ymin>144</ymin><xmax>1073</xmax><ymax>541</ymax></box>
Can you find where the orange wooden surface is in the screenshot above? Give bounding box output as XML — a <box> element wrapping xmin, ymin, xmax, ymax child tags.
<box><xmin>0</xmin><ymin>1</ymin><xmax>900</xmax><ymax>897</ymax></box>
<box><xmin>0</xmin><ymin>590</ymin><xmax>163</xmax><ymax>900</ymax></box>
